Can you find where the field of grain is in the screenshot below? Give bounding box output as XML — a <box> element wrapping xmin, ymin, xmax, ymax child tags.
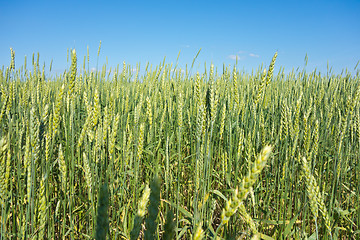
<box><xmin>0</xmin><ymin>48</ymin><xmax>359</xmax><ymax>239</ymax></box>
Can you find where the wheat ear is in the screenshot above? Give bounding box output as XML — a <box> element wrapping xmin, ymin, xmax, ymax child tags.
<box><xmin>220</xmin><ymin>146</ymin><xmax>272</xmax><ymax>225</ymax></box>
<box><xmin>302</xmin><ymin>157</ymin><xmax>332</xmax><ymax>238</ymax></box>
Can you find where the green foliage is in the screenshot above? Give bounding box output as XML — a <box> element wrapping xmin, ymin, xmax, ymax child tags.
<box><xmin>163</xmin><ymin>210</ymin><xmax>176</xmax><ymax>240</ymax></box>
<box><xmin>144</xmin><ymin>176</ymin><xmax>161</xmax><ymax>240</ymax></box>
<box><xmin>95</xmin><ymin>183</ymin><xmax>109</xmax><ymax>240</ymax></box>
<box><xmin>0</xmin><ymin>48</ymin><xmax>359</xmax><ymax>239</ymax></box>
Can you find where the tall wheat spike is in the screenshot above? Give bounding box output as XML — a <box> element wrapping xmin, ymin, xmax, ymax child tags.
<box><xmin>0</xmin><ymin>137</ymin><xmax>9</xmax><ymax>204</ymax></box>
<box><xmin>220</xmin><ymin>146</ymin><xmax>272</xmax><ymax>225</ymax></box>
<box><xmin>92</xmin><ymin>88</ymin><xmax>100</xmax><ymax>127</ymax></box>
<box><xmin>52</xmin><ymin>84</ymin><xmax>64</xmax><ymax>138</ymax></box>
<box><xmin>10</xmin><ymin>48</ymin><xmax>15</xmax><ymax>71</ymax></box>
<box><xmin>83</xmin><ymin>152</ymin><xmax>93</xmax><ymax>201</ymax></box>
<box><xmin>78</xmin><ymin>110</ymin><xmax>93</xmax><ymax>148</ymax></box>
<box><xmin>68</xmin><ymin>49</ymin><xmax>77</xmax><ymax>99</ymax></box>
<box><xmin>58</xmin><ymin>144</ymin><xmax>67</xmax><ymax>194</ymax></box>
<box><xmin>193</xmin><ymin>222</ymin><xmax>204</xmax><ymax>240</ymax></box>
<box><xmin>146</xmin><ymin>96</ymin><xmax>152</xmax><ymax>127</ymax></box>
<box><xmin>130</xmin><ymin>184</ymin><xmax>150</xmax><ymax>240</ymax></box>
<box><xmin>219</xmin><ymin>103</ymin><xmax>226</xmax><ymax>141</ymax></box>
<box><xmin>0</xmin><ymin>96</ymin><xmax>8</xmax><ymax>124</ymax></box>
<box><xmin>254</xmin><ymin>68</ymin><xmax>267</xmax><ymax>106</ymax></box>
<box><xmin>233</xmin><ymin>66</ymin><xmax>239</xmax><ymax>111</ymax></box>
<box><xmin>302</xmin><ymin>157</ymin><xmax>332</xmax><ymax>238</ymax></box>
<box><xmin>265</xmin><ymin>52</ymin><xmax>278</xmax><ymax>86</ymax></box>
<box><xmin>38</xmin><ymin>175</ymin><xmax>47</xmax><ymax>239</ymax></box>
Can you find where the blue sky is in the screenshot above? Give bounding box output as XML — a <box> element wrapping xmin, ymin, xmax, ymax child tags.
<box><xmin>1</xmin><ymin>0</ymin><xmax>359</xmax><ymax>75</ymax></box>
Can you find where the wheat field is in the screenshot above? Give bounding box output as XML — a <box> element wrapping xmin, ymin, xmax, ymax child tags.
<box><xmin>0</xmin><ymin>47</ymin><xmax>359</xmax><ymax>239</ymax></box>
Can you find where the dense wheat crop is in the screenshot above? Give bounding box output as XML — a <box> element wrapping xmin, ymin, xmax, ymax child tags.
<box><xmin>0</xmin><ymin>48</ymin><xmax>359</xmax><ymax>239</ymax></box>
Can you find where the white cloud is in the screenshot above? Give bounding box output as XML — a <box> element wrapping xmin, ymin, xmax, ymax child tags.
<box><xmin>249</xmin><ymin>53</ymin><xmax>259</xmax><ymax>58</ymax></box>
<box><xmin>228</xmin><ymin>55</ymin><xmax>242</xmax><ymax>60</ymax></box>
<box><xmin>229</xmin><ymin>51</ymin><xmax>259</xmax><ymax>60</ymax></box>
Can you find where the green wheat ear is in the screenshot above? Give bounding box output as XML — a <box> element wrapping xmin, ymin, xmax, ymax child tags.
<box><xmin>193</xmin><ymin>222</ymin><xmax>204</xmax><ymax>240</ymax></box>
<box><xmin>144</xmin><ymin>176</ymin><xmax>161</xmax><ymax>240</ymax></box>
<box><xmin>265</xmin><ymin>52</ymin><xmax>278</xmax><ymax>86</ymax></box>
<box><xmin>0</xmin><ymin>137</ymin><xmax>9</xmax><ymax>204</ymax></box>
<box><xmin>302</xmin><ymin>157</ymin><xmax>332</xmax><ymax>238</ymax></box>
<box><xmin>95</xmin><ymin>183</ymin><xmax>109</xmax><ymax>240</ymax></box>
<box><xmin>220</xmin><ymin>146</ymin><xmax>272</xmax><ymax>225</ymax></box>
<box><xmin>10</xmin><ymin>47</ymin><xmax>15</xmax><ymax>71</ymax></box>
<box><xmin>130</xmin><ymin>184</ymin><xmax>150</xmax><ymax>240</ymax></box>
